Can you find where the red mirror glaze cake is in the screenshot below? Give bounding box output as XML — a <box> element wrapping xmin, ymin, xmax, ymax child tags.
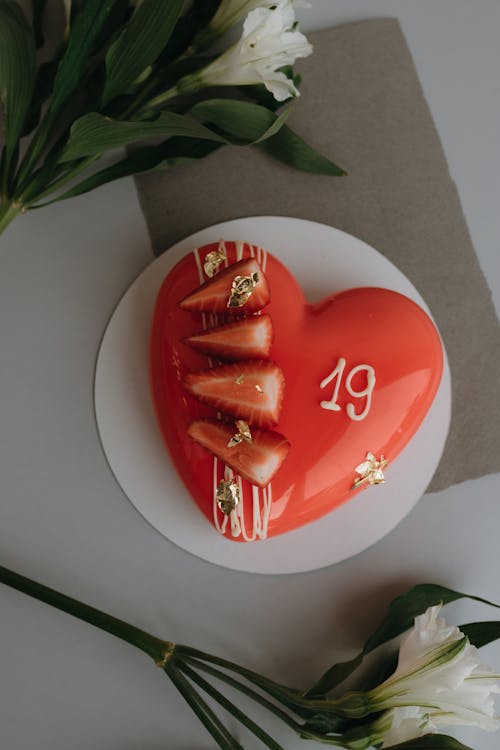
<box><xmin>150</xmin><ymin>240</ymin><xmax>443</xmax><ymax>542</ymax></box>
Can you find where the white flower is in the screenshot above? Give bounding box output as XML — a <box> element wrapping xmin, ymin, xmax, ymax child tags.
<box><xmin>194</xmin><ymin>4</ymin><xmax>313</xmax><ymax>101</ymax></box>
<box><xmin>204</xmin><ymin>0</ymin><xmax>311</xmax><ymax>41</ymax></box>
<box><xmin>368</xmin><ymin>606</ymin><xmax>500</xmax><ymax>747</ymax></box>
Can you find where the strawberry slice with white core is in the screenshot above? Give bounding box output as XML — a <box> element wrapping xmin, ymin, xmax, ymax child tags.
<box><xmin>188</xmin><ymin>420</ymin><xmax>290</xmax><ymax>488</ymax></box>
<box><xmin>183</xmin><ymin>360</ymin><xmax>285</xmax><ymax>427</ymax></box>
<box><xmin>179</xmin><ymin>258</ymin><xmax>270</xmax><ymax>313</ymax></box>
<box><xmin>184</xmin><ymin>315</ymin><xmax>273</xmax><ymax>361</ymax></box>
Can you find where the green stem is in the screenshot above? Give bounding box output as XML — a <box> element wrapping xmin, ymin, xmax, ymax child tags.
<box><xmin>177</xmin><ymin>660</ymin><xmax>285</xmax><ymax>750</ymax></box>
<box><xmin>183</xmin><ymin>656</ymin><xmax>348</xmax><ymax>748</ymax></box>
<box><xmin>143</xmin><ymin>84</ymin><xmax>180</xmax><ymax>111</ymax></box>
<box><xmin>166</xmin><ymin>660</ymin><xmax>243</xmax><ymax>750</ymax></box>
<box><xmin>0</xmin><ymin>564</ymin><xmax>170</xmax><ymax>664</ymax></box>
<box><xmin>177</xmin><ymin>644</ymin><xmax>338</xmax><ymax>716</ymax></box>
<box><xmin>0</xmin><ymin>202</ymin><xmax>22</xmax><ymax>236</ymax></box>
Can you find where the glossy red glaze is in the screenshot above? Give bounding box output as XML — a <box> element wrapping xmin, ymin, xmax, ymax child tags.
<box><xmin>150</xmin><ymin>241</ymin><xmax>443</xmax><ymax>542</ymax></box>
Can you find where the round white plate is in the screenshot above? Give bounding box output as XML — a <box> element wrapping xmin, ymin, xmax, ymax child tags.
<box><xmin>94</xmin><ymin>217</ymin><xmax>451</xmax><ymax>574</ymax></box>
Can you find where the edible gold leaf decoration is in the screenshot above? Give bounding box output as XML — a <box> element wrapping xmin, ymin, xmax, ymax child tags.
<box><xmin>216</xmin><ymin>479</ymin><xmax>240</xmax><ymax>515</ymax></box>
<box><xmin>255</xmin><ymin>384</ymin><xmax>264</xmax><ymax>395</ymax></box>
<box><xmin>227</xmin><ymin>271</ymin><xmax>260</xmax><ymax>308</ymax></box>
<box><xmin>352</xmin><ymin>452</ymin><xmax>388</xmax><ymax>489</ymax></box>
<box><xmin>235</xmin><ymin>373</ymin><xmax>245</xmax><ymax>385</ymax></box>
<box><xmin>204</xmin><ymin>246</ymin><xmax>226</xmax><ymax>277</ymax></box>
<box><xmin>227</xmin><ymin>420</ymin><xmax>252</xmax><ymax>448</ymax></box>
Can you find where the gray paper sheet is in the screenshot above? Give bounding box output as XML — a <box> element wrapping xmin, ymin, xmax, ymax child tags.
<box><xmin>135</xmin><ymin>19</ymin><xmax>500</xmax><ymax>492</ymax></box>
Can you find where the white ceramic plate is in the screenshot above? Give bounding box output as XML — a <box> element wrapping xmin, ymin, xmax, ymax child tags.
<box><xmin>94</xmin><ymin>217</ymin><xmax>451</xmax><ymax>574</ymax></box>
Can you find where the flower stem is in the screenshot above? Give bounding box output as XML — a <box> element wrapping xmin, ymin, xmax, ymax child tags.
<box><xmin>182</xmin><ymin>656</ymin><xmax>348</xmax><ymax>747</ymax></box>
<box><xmin>177</xmin><ymin>660</ymin><xmax>285</xmax><ymax>750</ymax></box>
<box><xmin>0</xmin><ymin>202</ymin><xmax>22</xmax><ymax>237</ymax></box>
<box><xmin>166</xmin><ymin>660</ymin><xmax>244</xmax><ymax>750</ymax></box>
<box><xmin>0</xmin><ymin>564</ymin><xmax>170</xmax><ymax>664</ymax></box>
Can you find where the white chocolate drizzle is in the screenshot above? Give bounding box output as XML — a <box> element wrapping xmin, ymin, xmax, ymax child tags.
<box><xmin>192</xmin><ymin>242</ymin><xmax>272</xmax><ymax>541</ymax></box>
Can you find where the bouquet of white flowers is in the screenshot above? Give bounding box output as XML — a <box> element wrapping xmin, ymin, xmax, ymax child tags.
<box><xmin>0</xmin><ymin>0</ymin><xmax>344</xmax><ymax>237</ymax></box>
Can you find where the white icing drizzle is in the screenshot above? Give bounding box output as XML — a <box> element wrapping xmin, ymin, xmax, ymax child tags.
<box><xmin>261</xmin><ymin>247</ymin><xmax>267</xmax><ymax>272</ymax></box>
<box><xmin>235</xmin><ymin>240</ymin><xmax>245</xmax><ymax>262</ymax></box>
<box><xmin>320</xmin><ymin>357</ymin><xmax>376</xmax><ymax>421</ymax></box>
<box><xmin>193</xmin><ymin>243</ymin><xmax>272</xmax><ymax>541</ymax></box>
<box><xmin>193</xmin><ymin>247</ymin><xmax>204</xmax><ymax>284</ymax></box>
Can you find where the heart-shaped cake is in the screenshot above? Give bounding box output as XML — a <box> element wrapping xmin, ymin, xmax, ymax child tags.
<box><xmin>150</xmin><ymin>240</ymin><xmax>443</xmax><ymax>542</ymax></box>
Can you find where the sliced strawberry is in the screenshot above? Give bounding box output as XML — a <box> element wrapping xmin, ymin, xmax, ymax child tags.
<box><xmin>184</xmin><ymin>315</ymin><xmax>273</xmax><ymax>361</ymax></box>
<box><xmin>183</xmin><ymin>360</ymin><xmax>284</xmax><ymax>427</ymax></box>
<box><xmin>179</xmin><ymin>258</ymin><xmax>270</xmax><ymax>313</ymax></box>
<box><xmin>188</xmin><ymin>419</ymin><xmax>290</xmax><ymax>488</ymax></box>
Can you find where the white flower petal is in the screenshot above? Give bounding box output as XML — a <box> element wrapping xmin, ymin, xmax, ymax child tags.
<box><xmin>370</xmin><ymin>605</ymin><xmax>500</xmax><ymax>746</ymax></box>
<box><xmin>199</xmin><ymin>5</ymin><xmax>312</xmax><ymax>101</ymax></box>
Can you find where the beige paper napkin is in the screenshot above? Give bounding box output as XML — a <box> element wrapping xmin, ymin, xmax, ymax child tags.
<box><xmin>134</xmin><ymin>19</ymin><xmax>500</xmax><ymax>492</ymax></box>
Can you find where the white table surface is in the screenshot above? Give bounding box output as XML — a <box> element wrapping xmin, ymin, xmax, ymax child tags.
<box><xmin>1</xmin><ymin>2</ymin><xmax>499</xmax><ymax>749</ymax></box>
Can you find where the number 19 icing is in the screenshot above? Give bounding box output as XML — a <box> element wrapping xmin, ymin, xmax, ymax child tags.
<box><xmin>150</xmin><ymin>240</ymin><xmax>443</xmax><ymax>542</ymax></box>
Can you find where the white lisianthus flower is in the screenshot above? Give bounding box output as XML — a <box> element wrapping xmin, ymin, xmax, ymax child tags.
<box><xmin>200</xmin><ymin>0</ymin><xmax>312</xmax><ymax>45</ymax></box>
<box><xmin>339</xmin><ymin>606</ymin><xmax>500</xmax><ymax>748</ymax></box>
<box><xmin>147</xmin><ymin>3</ymin><xmax>312</xmax><ymax>108</ymax></box>
<box><xmin>194</xmin><ymin>4</ymin><xmax>312</xmax><ymax>101</ymax></box>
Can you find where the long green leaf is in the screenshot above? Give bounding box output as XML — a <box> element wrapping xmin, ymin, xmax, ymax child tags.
<box><xmin>30</xmin><ymin>0</ymin><xmax>48</xmax><ymax>47</ymax></box>
<box><xmin>59</xmin><ymin>111</ymin><xmax>226</xmax><ymax>161</ymax></box>
<box><xmin>191</xmin><ymin>98</ymin><xmax>290</xmax><ymax>144</ymax></box>
<box><xmin>364</xmin><ymin>585</ymin><xmax>500</xmax><ymax>653</ymax></box>
<box><xmin>159</xmin><ymin>0</ymin><xmax>220</xmax><ymax>64</ymax></box>
<box><xmin>0</xmin><ymin>2</ymin><xmax>36</xmax><ymax>161</ymax></box>
<box><xmin>31</xmin><ymin>137</ymin><xmax>222</xmax><ymax>205</ymax></box>
<box><xmin>385</xmin><ymin>735</ymin><xmax>473</xmax><ymax>750</ymax></box>
<box><xmin>259</xmin><ymin>124</ymin><xmax>346</xmax><ymax>176</ymax></box>
<box><xmin>102</xmin><ymin>0</ymin><xmax>183</xmax><ymax>106</ymax></box>
<box><xmin>21</xmin><ymin>58</ymin><xmax>61</xmax><ymax>137</ymax></box>
<box><xmin>460</xmin><ymin>621</ymin><xmax>500</xmax><ymax>649</ymax></box>
<box><xmin>306</xmin><ymin>584</ymin><xmax>500</xmax><ymax>698</ymax></box>
<box><xmin>48</xmin><ymin>0</ymin><xmax>119</xmax><ymax>123</ymax></box>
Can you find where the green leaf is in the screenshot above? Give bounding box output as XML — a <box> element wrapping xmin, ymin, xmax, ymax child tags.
<box><xmin>384</xmin><ymin>735</ymin><xmax>473</xmax><ymax>750</ymax></box>
<box><xmin>21</xmin><ymin>58</ymin><xmax>61</xmax><ymax>137</ymax></box>
<box><xmin>30</xmin><ymin>0</ymin><xmax>48</xmax><ymax>47</ymax></box>
<box><xmin>190</xmin><ymin>98</ymin><xmax>291</xmax><ymax>144</ymax></box>
<box><xmin>258</xmin><ymin>124</ymin><xmax>346</xmax><ymax>176</ymax></box>
<box><xmin>460</xmin><ymin>621</ymin><xmax>500</xmax><ymax>649</ymax></box>
<box><xmin>59</xmin><ymin>111</ymin><xmax>226</xmax><ymax>161</ymax></box>
<box><xmin>159</xmin><ymin>0</ymin><xmax>220</xmax><ymax>64</ymax></box>
<box><xmin>0</xmin><ymin>2</ymin><xmax>36</xmax><ymax>160</ymax></box>
<box><xmin>364</xmin><ymin>585</ymin><xmax>500</xmax><ymax>654</ymax></box>
<box><xmin>305</xmin><ymin>654</ymin><xmax>364</xmax><ymax>699</ymax></box>
<box><xmin>306</xmin><ymin>584</ymin><xmax>500</xmax><ymax>698</ymax></box>
<box><xmin>48</xmin><ymin>0</ymin><xmax>120</xmax><ymax>123</ymax></box>
<box><xmin>102</xmin><ymin>0</ymin><xmax>183</xmax><ymax>106</ymax></box>
<box><xmin>32</xmin><ymin>137</ymin><xmax>221</xmax><ymax>205</ymax></box>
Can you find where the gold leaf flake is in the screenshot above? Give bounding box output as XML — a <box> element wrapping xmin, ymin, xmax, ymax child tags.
<box><xmin>227</xmin><ymin>271</ymin><xmax>260</xmax><ymax>308</ymax></box>
<box><xmin>227</xmin><ymin>420</ymin><xmax>253</xmax><ymax>448</ymax></box>
<box><xmin>352</xmin><ymin>452</ymin><xmax>388</xmax><ymax>490</ymax></box>
<box><xmin>216</xmin><ymin>479</ymin><xmax>240</xmax><ymax>515</ymax></box>
<box><xmin>204</xmin><ymin>246</ymin><xmax>226</xmax><ymax>277</ymax></box>
<box><xmin>255</xmin><ymin>384</ymin><xmax>264</xmax><ymax>395</ymax></box>
<box><xmin>235</xmin><ymin>373</ymin><xmax>245</xmax><ymax>385</ymax></box>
